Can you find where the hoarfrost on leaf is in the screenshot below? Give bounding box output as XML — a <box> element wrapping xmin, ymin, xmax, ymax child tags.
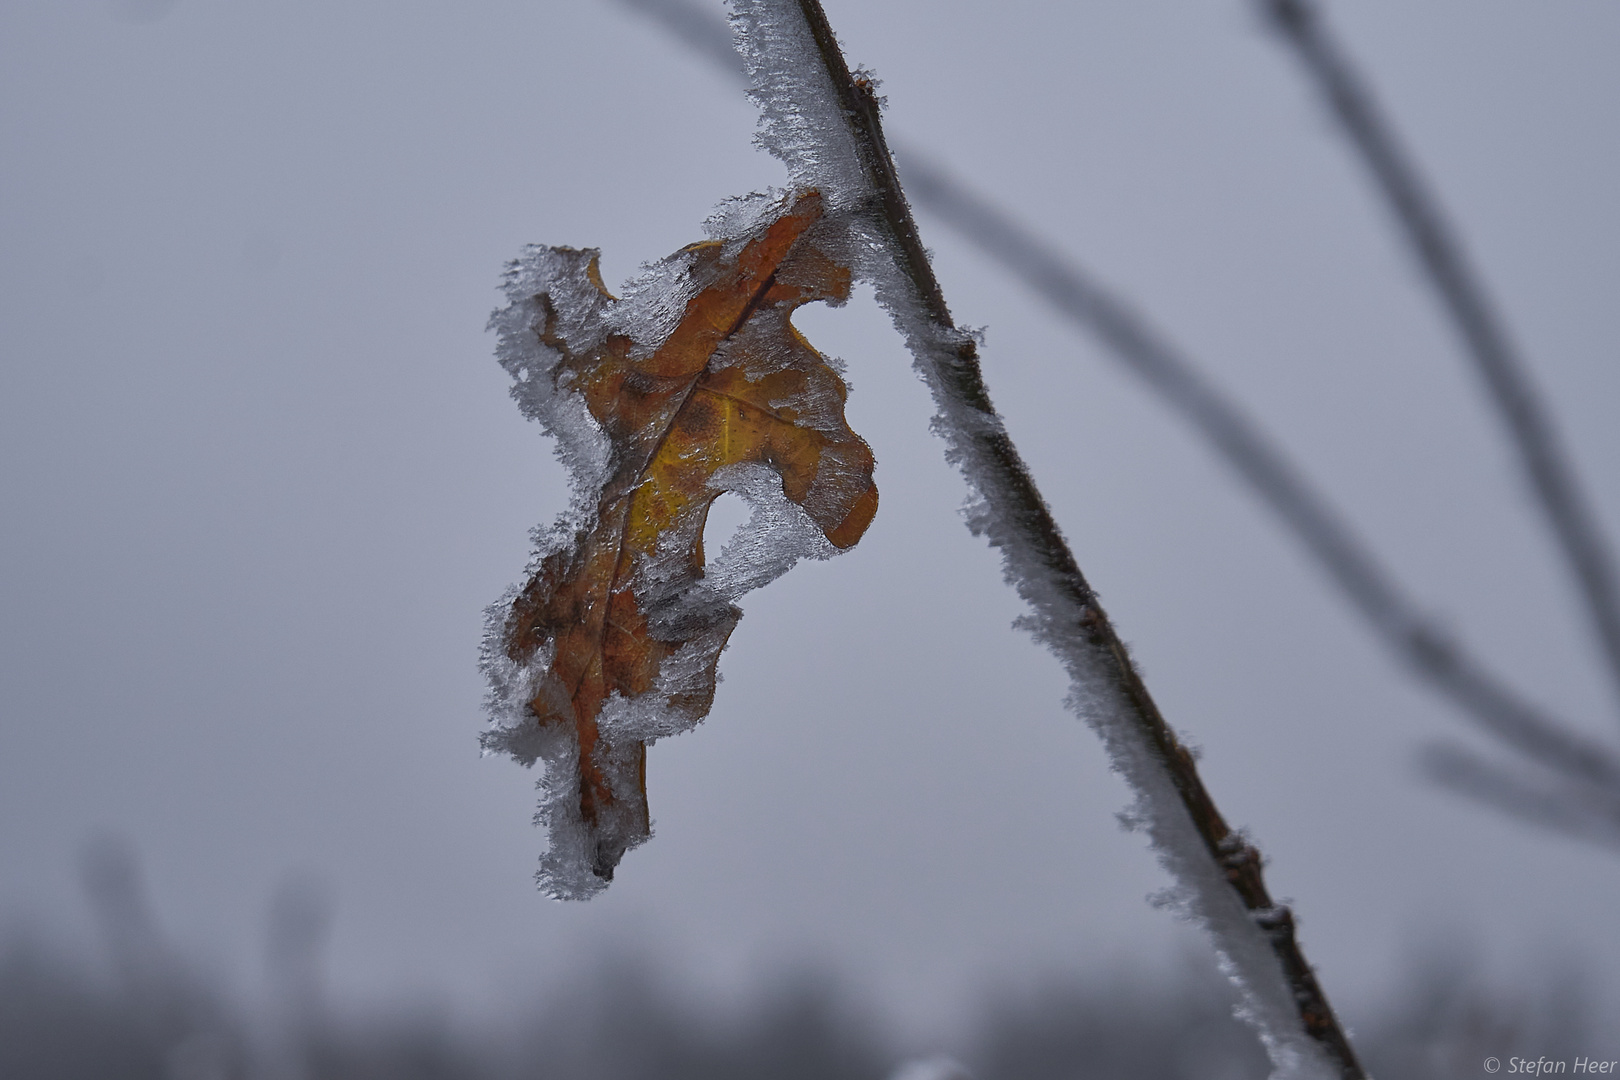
<box><xmin>482</xmin><ymin>189</ymin><xmax>878</xmax><ymax>900</ymax></box>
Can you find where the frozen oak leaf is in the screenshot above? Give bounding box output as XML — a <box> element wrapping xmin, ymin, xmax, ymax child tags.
<box><xmin>483</xmin><ymin>191</ymin><xmax>878</xmax><ymax>898</ymax></box>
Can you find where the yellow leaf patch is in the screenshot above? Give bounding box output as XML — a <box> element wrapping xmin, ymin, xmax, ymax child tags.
<box><xmin>483</xmin><ymin>192</ymin><xmax>877</xmax><ymax>896</ymax></box>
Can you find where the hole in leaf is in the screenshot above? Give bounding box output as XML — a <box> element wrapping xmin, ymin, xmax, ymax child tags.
<box><xmin>702</xmin><ymin>492</ymin><xmax>751</xmax><ymax>566</ymax></box>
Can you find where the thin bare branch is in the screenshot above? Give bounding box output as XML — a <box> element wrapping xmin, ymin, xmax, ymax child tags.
<box><xmin>1261</xmin><ymin>0</ymin><xmax>1620</xmax><ymax>719</ymax></box>
<box><xmin>620</xmin><ymin>0</ymin><xmax>1620</xmax><ymax>829</ymax></box>
<box><xmin>754</xmin><ymin>0</ymin><xmax>1367</xmax><ymax>1073</ymax></box>
<box><xmin>899</xmin><ymin>159</ymin><xmax>1620</xmax><ymax>795</ymax></box>
<box><xmin>1421</xmin><ymin>742</ymin><xmax>1620</xmax><ymax>849</ymax></box>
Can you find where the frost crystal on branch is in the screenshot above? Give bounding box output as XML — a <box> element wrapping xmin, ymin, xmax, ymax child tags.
<box><xmin>726</xmin><ymin>1</ymin><xmax>1355</xmax><ymax>1076</ymax></box>
<box><xmin>482</xmin><ymin>190</ymin><xmax>878</xmax><ymax>899</ymax></box>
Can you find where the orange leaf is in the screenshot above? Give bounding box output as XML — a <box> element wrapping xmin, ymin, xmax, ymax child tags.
<box><xmin>483</xmin><ymin>191</ymin><xmax>877</xmax><ymax>897</ymax></box>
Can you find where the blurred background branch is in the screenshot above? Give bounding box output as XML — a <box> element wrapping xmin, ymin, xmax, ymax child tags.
<box><xmin>618</xmin><ymin>0</ymin><xmax>1620</xmax><ymax>848</ymax></box>
<box><xmin>1258</xmin><ymin>0</ymin><xmax>1620</xmax><ymax>841</ymax></box>
<box><xmin>1260</xmin><ymin>0</ymin><xmax>1620</xmax><ymax>724</ymax></box>
<box><xmin>4</xmin><ymin>2</ymin><xmax>1617</xmax><ymax>1072</ymax></box>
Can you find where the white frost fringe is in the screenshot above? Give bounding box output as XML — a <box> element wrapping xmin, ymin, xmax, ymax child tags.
<box><xmin>728</xmin><ymin>2</ymin><xmax>1340</xmax><ymax>1076</ymax></box>
<box><xmin>485</xmin><ymin>196</ymin><xmax>860</xmax><ymax>898</ymax></box>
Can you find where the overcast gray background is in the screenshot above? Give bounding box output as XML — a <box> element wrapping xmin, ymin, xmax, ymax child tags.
<box><xmin>2</xmin><ymin>0</ymin><xmax>1617</xmax><ymax>1044</ymax></box>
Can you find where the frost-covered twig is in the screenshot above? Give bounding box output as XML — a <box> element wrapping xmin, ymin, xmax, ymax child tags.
<box><xmin>897</xmin><ymin>158</ymin><xmax>1620</xmax><ymax>798</ymax></box>
<box><xmin>1261</xmin><ymin>0</ymin><xmax>1620</xmax><ymax>721</ymax></box>
<box><xmin>728</xmin><ymin>1</ymin><xmax>1364</xmax><ymax>1075</ymax></box>
<box><xmin>618</xmin><ymin>0</ymin><xmax>1620</xmax><ymax>841</ymax></box>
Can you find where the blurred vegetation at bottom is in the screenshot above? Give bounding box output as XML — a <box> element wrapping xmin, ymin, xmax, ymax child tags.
<box><xmin>0</xmin><ymin>845</ymin><xmax>1590</xmax><ymax>1080</ymax></box>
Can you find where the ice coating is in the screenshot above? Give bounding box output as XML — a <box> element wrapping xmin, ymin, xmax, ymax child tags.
<box><xmin>728</xmin><ymin>0</ymin><xmax>868</xmax><ymax>213</ymax></box>
<box><xmin>482</xmin><ymin>189</ymin><xmax>877</xmax><ymax>900</ymax></box>
<box><xmin>728</xmin><ymin>2</ymin><xmax>1341</xmax><ymax>1075</ymax></box>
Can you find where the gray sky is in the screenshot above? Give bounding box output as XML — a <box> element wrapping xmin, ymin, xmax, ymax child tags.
<box><xmin>2</xmin><ymin>0</ymin><xmax>1618</xmax><ymax>1043</ymax></box>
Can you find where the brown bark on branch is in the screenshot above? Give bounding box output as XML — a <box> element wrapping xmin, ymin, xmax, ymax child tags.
<box><xmin>897</xmin><ymin>156</ymin><xmax>1620</xmax><ymax>799</ymax></box>
<box><xmin>784</xmin><ymin>1</ymin><xmax>1366</xmax><ymax>1074</ymax></box>
<box><xmin>619</xmin><ymin>0</ymin><xmax>1620</xmax><ymax>845</ymax></box>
